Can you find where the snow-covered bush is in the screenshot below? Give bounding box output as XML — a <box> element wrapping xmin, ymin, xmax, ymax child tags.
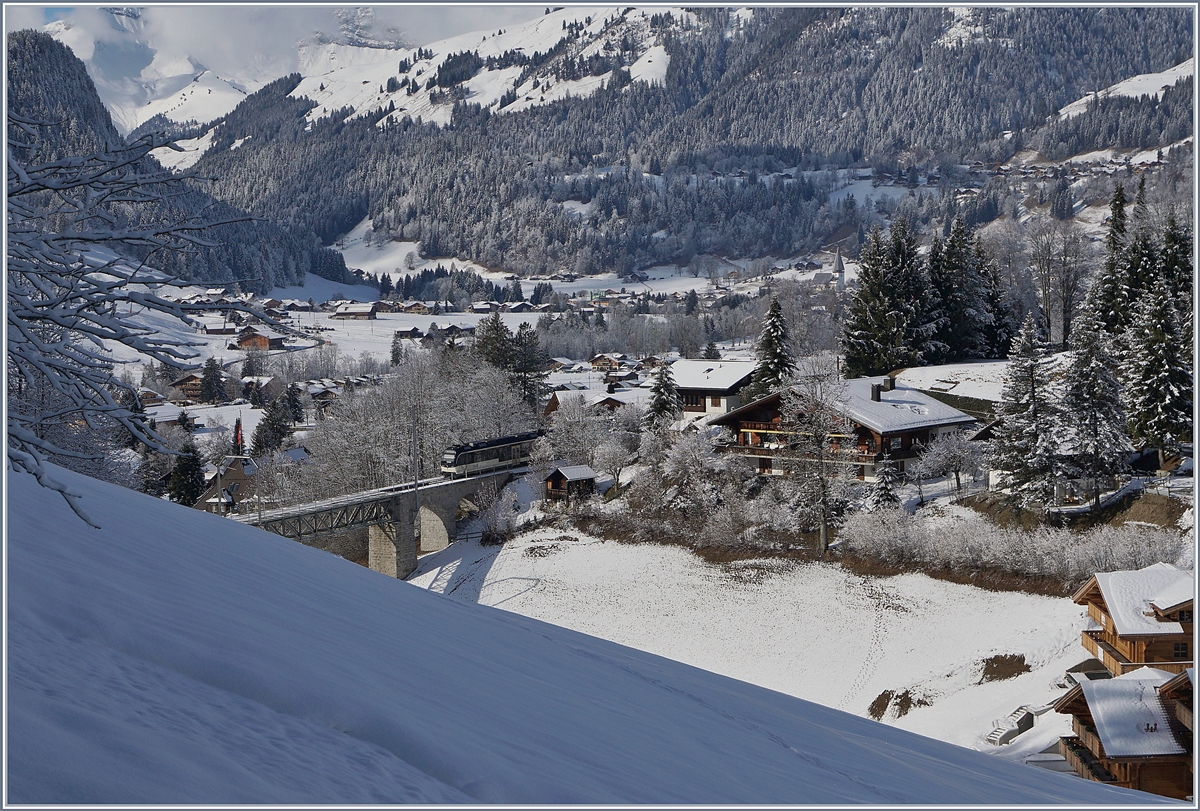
<box><xmin>837</xmin><ymin>506</ymin><xmax>1189</xmax><ymax>585</ymax></box>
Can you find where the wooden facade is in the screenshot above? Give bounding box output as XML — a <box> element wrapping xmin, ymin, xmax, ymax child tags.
<box><xmin>1072</xmin><ymin>565</ymin><xmax>1194</xmax><ymax>677</ymax></box>
<box><xmin>1055</xmin><ymin>675</ymin><xmax>1192</xmax><ymax>799</ymax></box>
<box><xmin>545</xmin><ymin>466</ymin><xmax>597</xmax><ymax>501</ymax></box>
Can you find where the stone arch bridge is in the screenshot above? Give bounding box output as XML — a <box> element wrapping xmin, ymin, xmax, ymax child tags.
<box><xmin>233</xmin><ymin>472</ymin><xmax>513</xmax><ymax>579</ymax></box>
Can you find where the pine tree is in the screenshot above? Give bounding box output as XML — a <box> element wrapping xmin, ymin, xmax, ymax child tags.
<box><xmin>474</xmin><ymin>311</ymin><xmax>513</xmax><ymax>369</ymax></box>
<box><xmin>840</xmin><ymin>219</ymin><xmax>935</xmax><ymax>377</ymax></box>
<box><xmin>1058</xmin><ymin>308</ymin><xmax>1130</xmax><ymax>509</ymax></box>
<box><xmin>285</xmin><ymin>384</ymin><xmax>304</xmax><ymax>424</ymax></box>
<box><xmin>251</xmin><ymin>399</ymin><xmax>291</xmax><ymax>457</ymax></box>
<box><xmin>508</xmin><ymin>322</ymin><xmax>550</xmax><ymax>411</ymax></box>
<box><xmin>168</xmin><ymin>439</ymin><xmax>205</xmax><ymax>506</ymax></box>
<box><xmin>684</xmin><ymin>289</ymin><xmax>699</xmax><ymax>315</ymax></box>
<box><xmin>506</xmin><ymin>278</ymin><xmax>525</xmax><ymax>302</ymax></box>
<box><xmin>702</xmin><ymin>340</ymin><xmax>721</xmax><ymax>360</ymax></box>
<box><xmin>979</xmin><ymin>247</ymin><xmax>1017</xmax><ymax>358</ymax></box>
<box><xmin>379</xmin><ymin>273</ymin><xmax>394</xmax><ymax>297</ymax></box>
<box><xmin>1088</xmin><ymin>184</ymin><xmax>1130</xmax><ymax>334</ymax></box>
<box><xmin>1121</xmin><ymin>282</ymin><xmax>1193</xmax><ymax>468</ymax></box>
<box><xmin>391</xmin><ymin>330</ymin><xmax>406</xmax><ymax>366</ymax></box>
<box><xmin>866</xmin><ymin>455</ymin><xmax>901</xmax><ymax>511</ymax></box>
<box><xmin>644</xmin><ymin>362</ymin><xmax>682</xmax><ymax>430</ymax></box>
<box><xmin>199</xmin><ymin>357</ymin><xmax>226</xmax><ymax>403</ymax></box>
<box><xmin>928</xmin><ymin>218</ymin><xmax>990</xmax><ymax>363</ymax></box>
<box><xmin>741</xmin><ymin>297</ymin><xmax>795</xmax><ymax>402</ymax></box>
<box><xmin>987</xmin><ymin>314</ymin><xmax>1061</xmax><ymax>507</ymax></box>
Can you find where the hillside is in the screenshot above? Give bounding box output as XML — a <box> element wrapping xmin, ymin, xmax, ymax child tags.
<box><xmin>5</xmin><ymin>465</ymin><xmax>1165</xmax><ymax>804</ymax></box>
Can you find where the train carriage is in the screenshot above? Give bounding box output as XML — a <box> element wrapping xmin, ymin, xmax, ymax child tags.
<box><xmin>441</xmin><ymin>430</ymin><xmax>544</xmax><ymax>479</ymax></box>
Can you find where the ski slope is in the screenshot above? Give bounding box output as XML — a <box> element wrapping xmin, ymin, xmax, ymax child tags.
<box><xmin>6</xmin><ymin>466</ymin><xmax>1162</xmax><ymax>804</ymax></box>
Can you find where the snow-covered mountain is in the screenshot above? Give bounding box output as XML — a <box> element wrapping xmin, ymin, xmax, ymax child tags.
<box><xmin>6</xmin><ymin>465</ymin><xmax>1163</xmax><ymax>804</ymax></box>
<box><xmin>1057</xmin><ymin>58</ymin><xmax>1195</xmax><ymax>121</ymax></box>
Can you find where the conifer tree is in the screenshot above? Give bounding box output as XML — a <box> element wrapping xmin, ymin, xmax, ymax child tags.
<box><xmin>1058</xmin><ymin>308</ymin><xmax>1131</xmax><ymax>509</ymax></box>
<box><xmin>928</xmin><ymin>218</ymin><xmax>989</xmax><ymax>363</ymax></box>
<box><xmin>391</xmin><ymin>330</ymin><xmax>406</xmax><ymax>366</ymax></box>
<box><xmin>509</xmin><ymin>322</ymin><xmax>550</xmax><ymax>411</ymax></box>
<box><xmin>1121</xmin><ymin>282</ymin><xmax>1193</xmax><ymax>468</ymax></box>
<box><xmin>702</xmin><ymin>340</ymin><xmax>721</xmax><ymax>360</ymax></box>
<box><xmin>285</xmin><ymin>384</ymin><xmax>304</xmax><ymax>424</ymax></box>
<box><xmin>986</xmin><ymin>314</ymin><xmax>1060</xmax><ymax>507</ymax></box>
<box><xmin>251</xmin><ymin>399</ymin><xmax>291</xmax><ymax>457</ymax></box>
<box><xmin>840</xmin><ymin>219</ymin><xmax>934</xmax><ymax>377</ymax></box>
<box><xmin>199</xmin><ymin>357</ymin><xmax>226</xmax><ymax>404</ymax></box>
<box><xmin>742</xmin><ymin>297</ymin><xmax>795</xmax><ymax>402</ymax></box>
<box><xmin>474</xmin><ymin>311</ymin><xmax>513</xmax><ymax>369</ymax></box>
<box><xmin>979</xmin><ymin>247</ymin><xmax>1017</xmax><ymax>358</ymax></box>
<box><xmin>866</xmin><ymin>455</ymin><xmax>901</xmax><ymax>511</ymax></box>
<box><xmin>1088</xmin><ymin>184</ymin><xmax>1130</xmax><ymax>334</ymax></box>
<box><xmin>168</xmin><ymin>438</ymin><xmax>205</xmax><ymax>506</ymax></box>
<box><xmin>644</xmin><ymin>362</ymin><xmax>682</xmax><ymax>430</ymax></box>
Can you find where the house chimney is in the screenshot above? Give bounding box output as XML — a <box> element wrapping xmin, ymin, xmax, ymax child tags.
<box><xmin>871</xmin><ymin>383</ymin><xmax>882</xmax><ymax>402</ymax></box>
<box><xmin>883</xmin><ymin>377</ymin><xmax>895</xmax><ymax>391</ymax></box>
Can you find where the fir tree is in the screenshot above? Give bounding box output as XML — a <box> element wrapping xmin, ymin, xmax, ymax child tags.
<box><xmin>199</xmin><ymin>357</ymin><xmax>226</xmax><ymax>403</ymax></box>
<box><xmin>684</xmin><ymin>289</ymin><xmax>699</xmax><ymax>315</ymax></box>
<box><xmin>391</xmin><ymin>330</ymin><xmax>406</xmax><ymax>366</ymax></box>
<box><xmin>1088</xmin><ymin>184</ymin><xmax>1130</xmax><ymax>334</ymax></box>
<box><xmin>285</xmin><ymin>384</ymin><xmax>304</xmax><ymax>424</ymax></box>
<box><xmin>1057</xmin><ymin>308</ymin><xmax>1130</xmax><ymax>509</ymax></box>
<box><xmin>168</xmin><ymin>439</ymin><xmax>205</xmax><ymax>506</ymax></box>
<box><xmin>840</xmin><ymin>219</ymin><xmax>935</xmax><ymax>378</ymax></box>
<box><xmin>928</xmin><ymin>218</ymin><xmax>989</xmax><ymax>363</ymax></box>
<box><xmin>866</xmin><ymin>455</ymin><xmax>901</xmax><ymax>511</ymax></box>
<box><xmin>474</xmin><ymin>311</ymin><xmax>513</xmax><ymax>369</ymax></box>
<box><xmin>509</xmin><ymin>322</ymin><xmax>550</xmax><ymax>411</ymax></box>
<box><xmin>251</xmin><ymin>399</ymin><xmax>292</xmax><ymax>457</ymax></box>
<box><xmin>379</xmin><ymin>273</ymin><xmax>394</xmax><ymax>297</ymax></box>
<box><xmin>702</xmin><ymin>340</ymin><xmax>721</xmax><ymax>360</ymax></box>
<box><xmin>979</xmin><ymin>246</ymin><xmax>1017</xmax><ymax>358</ymax></box>
<box><xmin>644</xmin><ymin>362</ymin><xmax>682</xmax><ymax>430</ymax></box>
<box><xmin>1121</xmin><ymin>282</ymin><xmax>1193</xmax><ymax>468</ymax></box>
<box><xmin>987</xmin><ymin>314</ymin><xmax>1060</xmax><ymax>508</ymax></box>
<box><xmin>741</xmin><ymin>297</ymin><xmax>795</xmax><ymax>402</ymax></box>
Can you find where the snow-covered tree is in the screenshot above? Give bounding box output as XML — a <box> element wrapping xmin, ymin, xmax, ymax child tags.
<box><xmin>548</xmin><ymin>395</ymin><xmax>610</xmax><ymax>469</ymax></box>
<box><xmin>741</xmin><ymin>297</ymin><xmax>795</xmax><ymax>402</ymax></box>
<box><xmin>1058</xmin><ymin>308</ymin><xmax>1131</xmax><ymax>508</ymax></box>
<box><xmin>7</xmin><ymin>115</ymin><xmax>252</xmax><ymax>521</ymax></box>
<box><xmin>928</xmin><ymin>218</ymin><xmax>990</xmax><ymax>362</ymax></box>
<box><xmin>840</xmin><ymin>219</ymin><xmax>935</xmax><ymax>378</ymax></box>
<box><xmin>508</xmin><ymin>322</ymin><xmax>550</xmax><ymax>412</ymax></box>
<box><xmin>199</xmin><ymin>357</ymin><xmax>226</xmax><ymax>404</ymax></box>
<box><xmin>1088</xmin><ymin>184</ymin><xmax>1130</xmax><ymax>335</ymax></box>
<box><xmin>920</xmin><ymin>430</ymin><xmax>983</xmax><ymax>494</ymax></box>
<box><xmin>474</xmin><ymin>311</ymin><xmax>513</xmax><ymax>369</ymax></box>
<box><xmin>702</xmin><ymin>339</ymin><xmax>721</xmax><ymax>360</ymax></box>
<box><xmin>251</xmin><ymin>399</ymin><xmax>292</xmax><ymax>457</ymax></box>
<box><xmin>1121</xmin><ymin>282</ymin><xmax>1193</xmax><ymax>468</ymax></box>
<box><xmin>168</xmin><ymin>439</ymin><xmax>205</xmax><ymax>506</ymax></box>
<box><xmin>986</xmin><ymin>314</ymin><xmax>1061</xmax><ymax>507</ymax></box>
<box><xmin>644</xmin><ymin>362</ymin><xmax>682</xmax><ymax>430</ymax></box>
<box><xmin>866</xmin><ymin>455</ymin><xmax>901</xmax><ymax>511</ymax></box>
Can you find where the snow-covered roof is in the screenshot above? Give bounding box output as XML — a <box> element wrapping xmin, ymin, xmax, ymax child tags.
<box><xmin>670</xmin><ymin>360</ymin><xmax>755</xmax><ymax>392</ymax></box>
<box><xmin>549</xmin><ymin>465</ymin><xmax>597</xmax><ymax>482</ymax></box>
<box><xmin>1094</xmin><ymin>563</ymin><xmax>1192</xmax><ymax>636</ymax></box>
<box><xmin>838</xmin><ymin>378</ymin><xmax>976</xmax><ymax>435</ymax></box>
<box><xmin>1079</xmin><ymin>670</ymin><xmax>1186</xmax><ymax>758</ymax></box>
<box><xmin>1150</xmin><ymin>577</ymin><xmax>1195</xmax><ymax>614</ymax></box>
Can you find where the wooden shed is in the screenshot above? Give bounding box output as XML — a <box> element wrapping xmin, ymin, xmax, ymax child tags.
<box><xmin>545</xmin><ymin>465</ymin><xmax>597</xmax><ymax>501</ymax></box>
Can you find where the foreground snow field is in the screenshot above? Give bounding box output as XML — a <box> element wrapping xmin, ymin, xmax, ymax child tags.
<box><xmin>5</xmin><ymin>466</ymin><xmax>1164</xmax><ymax>804</ymax></box>
<box><xmin>410</xmin><ymin>529</ymin><xmax>1090</xmax><ymax>757</ymax></box>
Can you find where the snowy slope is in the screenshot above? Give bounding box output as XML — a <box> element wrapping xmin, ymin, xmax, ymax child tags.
<box><xmin>1057</xmin><ymin>58</ymin><xmax>1194</xmax><ymax>120</ymax></box>
<box><xmin>292</xmin><ymin>7</ymin><xmax>684</xmax><ymax>128</ymax></box>
<box><xmin>6</xmin><ymin>466</ymin><xmax>1161</xmax><ymax>804</ymax></box>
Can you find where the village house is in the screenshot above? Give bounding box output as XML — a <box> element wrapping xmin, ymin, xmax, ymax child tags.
<box><xmin>710</xmin><ymin>376</ymin><xmax>976</xmax><ymax>479</ymax></box>
<box><xmin>331</xmin><ymin>302</ymin><xmax>378</xmax><ymax>320</ymax></box>
<box><xmin>1071</xmin><ymin>562</ymin><xmax>1194</xmax><ymax>677</ymax></box>
<box><xmin>241</xmin><ymin>375</ymin><xmax>283</xmax><ymax>402</ymax></box>
<box><xmin>167</xmin><ymin>372</ymin><xmax>205</xmax><ymax>400</ymax></box>
<box><xmin>1054</xmin><ymin>666</ymin><xmax>1192</xmax><ymax>799</ymax></box>
<box><xmin>234</xmin><ymin>326</ymin><xmax>285</xmax><ymax>351</ymax></box>
<box><xmin>195</xmin><ymin>457</ymin><xmax>260</xmax><ymax>515</ymax></box>
<box><xmin>671</xmin><ymin>359</ymin><xmax>756</xmax><ymax>417</ymax></box>
<box><xmin>589</xmin><ymin>353</ymin><xmax>627</xmax><ymax>372</ymax></box>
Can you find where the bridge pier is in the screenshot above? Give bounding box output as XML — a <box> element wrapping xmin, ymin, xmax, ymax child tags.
<box><xmin>418</xmin><ymin>504</ymin><xmax>456</xmax><ymax>554</ymax></box>
<box><xmin>368</xmin><ymin>520</ymin><xmax>416</xmax><ymax>579</ymax></box>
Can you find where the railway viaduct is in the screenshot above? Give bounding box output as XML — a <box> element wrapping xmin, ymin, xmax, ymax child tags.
<box><xmin>233</xmin><ymin>472</ymin><xmax>514</xmax><ymax>579</ymax></box>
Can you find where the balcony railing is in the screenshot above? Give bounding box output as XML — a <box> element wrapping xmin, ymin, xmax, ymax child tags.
<box><xmin>1059</xmin><ymin>737</ymin><xmax>1119</xmax><ymax>784</ymax></box>
<box><xmin>1072</xmin><ymin>718</ymin><xmax>1106</xmax><ymax>760</ymax></box>
<box><xmin>1082</xmin><ymin>630</ymin><xmax>1194</xmax><ymax>676</ymax></box>
<box><xmin>1174</xmin><ymin>700</ymin><xmax>1193</xmax><ymax>731</ymax></box>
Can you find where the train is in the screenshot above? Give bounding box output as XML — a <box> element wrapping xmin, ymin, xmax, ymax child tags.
<box><xmin>440</xmin><ymin>430</ymin><xmax>544</xmax><ymax>479</ymax></box>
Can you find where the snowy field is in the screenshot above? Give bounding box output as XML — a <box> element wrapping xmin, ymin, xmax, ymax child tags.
<box><xmin>1057</xmin><ymin>58</ymin><xmax>1194</xmax><ymax>120</ymax></box>
<box><xmin>894</xmin><ymin>360</ymin><xmax>1011</xmax><ymax>402</ymax></box>
<box><xmin>410</xmin><ymin>529</ymin><xmax>1093</xmax><ymax>761</ymax></box>
<box><xmin>7</xmin><ymin>465</ymin><xmax>1160</xmax><ymax>804</ymax></box>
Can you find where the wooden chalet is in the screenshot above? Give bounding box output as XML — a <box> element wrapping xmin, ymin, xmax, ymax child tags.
<box><xmin>331</xmin><ymin>302</ymin><xmax>378</xmax><ymax>320</ymax></box>
<box><xmin>671</xmin><ymin>360</ymin><xmax>755</xmax><ymax>416</ymax></box>
<box><xmin>1072</xmin><ymin>563</ymin><xmax>1194</xmax><ymax>677</ymax></box>
<box><xmin>195</xmin><ymin>457</ymin><xmax>260</xmax><ymax>515</ymax></box>
<box><xmin>710</xmin><ymin>376</ymin><xmax>975</xmax><ymax>479</ymax></box>
<box><xmin>1054</xmin><ymin>667</ymin><xmax>1192</xmax><ymax>799</ymax></box>
<box><xmin>235</xmin><ymin>327</ymin><xmax>285</xmax><ymax>351</ymax></box>
<box><xmin>545</xmin><ymin>465</ymin><xmax>597</xmax><ymax>501</ymax></box>
<box><xmin>168</xmin><ymin>372</ymin><xmax>204</xmax><ymax>400</ymax></box>
<box><xmin>589</xmin><ymin>353</ymin><xmax>627</xmax><ymax>372</ymax></box>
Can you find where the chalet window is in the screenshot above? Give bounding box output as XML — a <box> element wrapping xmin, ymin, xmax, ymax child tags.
<box><xmin>711</xmin><ymin>396</ymin><xmax>721</xmax><ymax>408</ymax></box>
<box><xmin>887</xmin><ymin>436</ymin><xmax>901</xmax><ymax>452</ymax></box>
<box><xmin>1179</xmin><ymin>610</ymin><xmax>1193</xmax><ymax>622</ymax></box>
<box><xmin>1174</xmin><ymin>642</ymin><xmax>1189</xmax><ymax>660</ymax></box>
<box><xmin>681</xmin><ymin>392</ymin><xmax>704</xmax><ymax>408</ymax></box>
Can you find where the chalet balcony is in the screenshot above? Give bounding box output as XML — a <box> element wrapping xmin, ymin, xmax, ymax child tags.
<box><xmin>1173</xmin><ymin>700</ymin><xmax>1192</xmax><ymax>731</ymax></box>
<box><xmin>1059</xmin><ymin>736</ymin><xmax>1119</xmax><ymax>784</ymax></box>
<box><xmin>1072</xmin><ymin>718</ymin><xmax>1106</xmax><ymax>760</ymax></box>
<box><xmin>1082</xmin><ymin>630</ymin><xmax>1194</xmax><ymax>676</ymax></box>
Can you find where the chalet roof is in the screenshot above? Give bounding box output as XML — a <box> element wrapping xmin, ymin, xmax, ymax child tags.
<box><xmin>670</xmin><ymin>360</ymin><xmax>755</xmax><ymax>392</ymax></box>
<box><xmin>1090</xmin><ymin>563</ymin><xmax>1192</xmax><ymax>636</ymax></box>
<box><xmin>548</xmin><ymin>465</ymin><xmax>597</xmax><ymax>482</ymax></box>
<box><xmin>1078</xmin><ymin>668</ymin><xmax>1187</xmax><ymax>758</ymax></box>
<box><xmin>839</xmin><ymin>378</ymin><xmax>975</xmax><ymax>435</ymax></box>
<box><xmin>1150</xmin><ymin>578</ymin><xmax>1194</xmax><ymax>614</ymax></box>
<box><xmin>334</xmin><ymin>302</ymin><xmax>377</xmax><ymax>314</ymax></box>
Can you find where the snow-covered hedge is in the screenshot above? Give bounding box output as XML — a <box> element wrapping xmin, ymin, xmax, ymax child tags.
<box><xmin>837</xmin><ymin>506</ymin><xmax>1190</xmax><ymax>584</ymax></box>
